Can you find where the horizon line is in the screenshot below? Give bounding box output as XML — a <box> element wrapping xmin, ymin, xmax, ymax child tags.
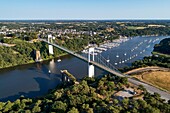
<box><xmin>0</xmin><ymin>18</ymin><xmax>170</xmax><ymax>21</ymax></box>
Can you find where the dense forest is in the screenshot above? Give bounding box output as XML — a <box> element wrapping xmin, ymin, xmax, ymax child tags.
<box><xmin>0</xmin><ymin>39</ymin><xmax>62</xmax><ymax>69</ymax></box>
<box><xmin>0</xmin><ymin>74</ymin><xmax>169</xmax><ymax>113</ymax></box>
<box><xmin>154</xmin><ymin>38</ymin><xmax>170</xmax><ymax>54</ymax></box>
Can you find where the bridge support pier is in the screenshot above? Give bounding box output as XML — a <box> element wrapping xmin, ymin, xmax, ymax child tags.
<box><xmin>88</xmin><ymin>48</ymin><xmax>95</xmax><ymax>77</ymax></box>
<box><xmin>48</xmin><ymin>35</ymin><xmax>54</xmax><ymax>55</ymax></box>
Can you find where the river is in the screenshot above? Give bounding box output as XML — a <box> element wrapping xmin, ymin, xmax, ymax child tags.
<box><xmin>0</xmin><ymin>36</ymin><xmax>168</xmax><ymax>101</ymax></box>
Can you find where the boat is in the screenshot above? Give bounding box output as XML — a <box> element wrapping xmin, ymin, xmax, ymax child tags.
<box><xmin>90</xmin><ymin>53</ymin><xmax>98</xmax><ymax>55</ymax></box>
<box><xmin>96</xmin><ymin>47</ymin><xmax>107</xmax><ymax>51</ymax></box>
<box><xmin>124</xmin><ymin>53</ymin><xmax>127</xmax><ymax>56</ymax></box>
<box><xmin>114</xmin><ymin>63</ymin><xmax>118</xmax><ymax>65</ymax></box>
<box><xmin>106</xmin><ymin>55</ymin><xmax>110</xmax><ymax>62</ymax></box>
<box><xmin>131</xmin><ymin>49</ymin><xmax>134</xmax><ymax>52</ymax></box>
<box><xmin>116</xmin><ymin>54</ymin><xmax>119</xmax><ymax>58</ymax></box>
<box><xmin>106</xmin><ymin>59</ymin><xmax>110</xmax><ymax>62</ymax></box>
<box><xmin>48</xmin><ymin>70</ymin><xmax>51</xmax><ymax>74</ymax></box>
<box><xmin>94</xmin><ymin>49</ymin><xmax>102</xmax><ymax>53</ymax></box>
<box><xmin>57</xmin><ymin>59</ymin><xmax>61</xmax><ymax>62</ymax></box>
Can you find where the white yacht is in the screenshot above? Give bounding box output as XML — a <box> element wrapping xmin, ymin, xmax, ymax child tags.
<box><xmin>57</xmin><ymin>59</ymin><xmax>61</xmax><ymax>62</ymax></box>
<box><xmin>106</xmin><ymin>59</ymin><xmax>110</xmax><ymax>62</ymax></box>
<box><xmin>106</xmin><ymin>56</ymin><xmax>110</xmax><ymax>62</ymax></box>
<box><xmin>116</xmin><ymin>54</ymin><xmax>119</xmax><ymax>58</ymax></box>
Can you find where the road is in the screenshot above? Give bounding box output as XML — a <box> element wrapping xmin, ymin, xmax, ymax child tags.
<box><xmin>128</xmin><ymin>78</ymin><xmax>170</xmax><ymax>101</ymax></box>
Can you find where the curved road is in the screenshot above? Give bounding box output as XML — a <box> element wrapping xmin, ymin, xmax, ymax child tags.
<box><xmin>128</xmin><ymin>78</ymin><xmax>170</xmax><ymax>101</ymax></box>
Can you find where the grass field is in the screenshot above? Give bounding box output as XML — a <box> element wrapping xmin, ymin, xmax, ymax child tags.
<box><xmin>133</xmin><ymin>71</ymin><xmax>170</xmax><ymax>92</ymax></box>
<box><xmin>127</xmin><ymin>26</ymin><xmax>147</xmax><ymax>30</ymax></box>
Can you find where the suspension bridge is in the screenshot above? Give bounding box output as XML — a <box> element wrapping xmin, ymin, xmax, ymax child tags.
<box><xmin>39</xmin><ymin>35</ymin><xmax>125</xmax><ymax>78</ymax></box>
<box><xmin>39</xmin><ymin>35</ymin><xmax>170</xmax><ymax>101</ymax></box>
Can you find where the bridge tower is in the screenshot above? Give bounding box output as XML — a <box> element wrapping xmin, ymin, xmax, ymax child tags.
<box><xmin>88</xmin><ymin>47</ymin><xmax>95</xmax><ymax>77</ymax></box>
<box><xmin>48</xmin><ymin>35</ymin><xmax>54</xmax><ymax>55</ymax></box>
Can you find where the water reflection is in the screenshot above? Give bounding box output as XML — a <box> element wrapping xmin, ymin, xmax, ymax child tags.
<box><xmin>49</xmin><ymin>59</ymin><xmax>56</xmax><ymax>73</ymax></box>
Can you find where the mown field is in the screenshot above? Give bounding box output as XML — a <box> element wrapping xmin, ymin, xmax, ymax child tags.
<box><xmin>133</xmin><ymin>71</ymin><xmax>170</xmax><ymax>92</ymax></box>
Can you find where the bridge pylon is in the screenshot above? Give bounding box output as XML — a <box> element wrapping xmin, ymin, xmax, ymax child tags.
<box><xmin>88</xmin><ymin>47</ymin><xmax>95</xmax><ymax>77</ymax></box>
<box><xmin>48</xmin><ymin>35</ymin><xmax>54</xmax><ymax>55</ymax></box>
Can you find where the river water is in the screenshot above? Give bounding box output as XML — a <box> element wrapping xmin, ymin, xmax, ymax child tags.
<box><xmin>0</xmin><ymin>36</ymin><xmax>168</xmax><ymax>101</ymax></box>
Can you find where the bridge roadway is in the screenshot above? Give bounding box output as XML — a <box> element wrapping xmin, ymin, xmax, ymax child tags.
<box><xmin>40</xmin><ymin>39</ymin><xmax>170</xmax><ymax>101</ymax></box>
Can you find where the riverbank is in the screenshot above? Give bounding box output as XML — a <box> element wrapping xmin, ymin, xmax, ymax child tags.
<box><xmin>0</xmin><ymin>52</ymin><xmax>68</xmax><ymax>70</ymax></box>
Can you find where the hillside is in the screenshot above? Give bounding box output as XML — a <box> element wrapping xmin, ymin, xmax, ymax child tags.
<box><xmin>154</xmin><ymin>38</ymin><xmax>170</xmax><ymax>55</ymax></box>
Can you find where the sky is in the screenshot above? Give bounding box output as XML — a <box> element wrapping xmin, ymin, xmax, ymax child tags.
<box><xmin>0</xmin><ymin>0</ymin><xmax>170</xmax><ymax>20</ymax></box>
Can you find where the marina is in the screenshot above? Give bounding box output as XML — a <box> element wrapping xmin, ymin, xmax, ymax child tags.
<box><xmin>82</xmin><ymin>37</ymin><xmax>130</xmax><ymax>54</ymax></box>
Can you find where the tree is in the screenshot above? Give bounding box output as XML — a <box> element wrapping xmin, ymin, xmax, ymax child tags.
<box><xmin>120</xmin><ymin>77</ymin><xmax>128</xmax><ymax>85</ymax></box>
<box><xmin>32</xmin><ymin>105</ymin><xmax>41</xmax><ymax>113</ymax></box>
<box><xmin>153</xmin><ymin>92</ymin><xmax>161</xmax><ymax>100</ymax></box>
<box><xmin>68</xmin><ymin>107</ymin><xmax>79</xmax><ymax>113</ymax></box>
<box><xmin>168</xmin><ymin>100</ymin><xmax>170</xmax><ymax>104</ymax></box>
<box><xmin>3</xmin><ymin>101</ymin><xmax>14</xmax><ymax>112</ymax></box>
<box><xmin>0</xmin><ymin>102</ymin><xmax>5</xmax><ymax>111</ymax></box>
<box><xmin>122</xmin><ymin>98</ymin><xmax>129</xmax><ymax>109</ymax></box>
<box><xmin>51</xmin><ymin>101</ymin><xmax>67</xmax><ymax>112</ymax></box>
<box><xmin>109</xmin><ymin>106</ymin><xmax>120</xmax><ymax>113</ymax></box>
<box><xmin>145</xmin><ymin>105</ymin><xmax>160</xmax><ymax>113</ymax></box>
<box><xmin>138</xmin><ymin>85</ymin><xmax>146</xmax><ymax>92</ymax></box>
